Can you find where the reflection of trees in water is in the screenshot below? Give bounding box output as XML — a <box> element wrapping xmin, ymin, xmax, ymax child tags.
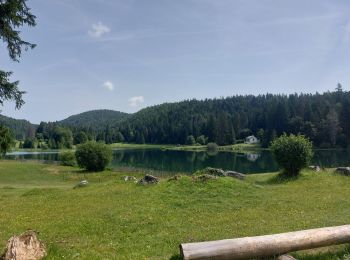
<box><xmin>313</xmin><ymin>150</ymin><xmax>350</xmax><ymax>167</ymax></box>
<box><xmin>11</xmin><ymin>149</ymin><xmax>350</xmax><ymax>175</ymax></box>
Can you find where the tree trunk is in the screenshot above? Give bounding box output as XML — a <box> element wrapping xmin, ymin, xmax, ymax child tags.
<box><xmin>180</xmin><ymin>225</ymin><xmax>350</xmax><ymax>260</ymax></box>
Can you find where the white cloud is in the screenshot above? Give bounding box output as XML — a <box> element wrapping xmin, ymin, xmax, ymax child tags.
<box><xmin>103</xmin><ymin>81</ymin><xmax>114</xmax><ymax>91</ymax></box>
<box><xmin>128</xmin><ymin>96</ymin><xmax>144</xmax><ymax>107</ymax></box>
<box><xmin>88</xmin><ymin>22</ymin><xmax>110</xmax><ymax>38</ymax></box>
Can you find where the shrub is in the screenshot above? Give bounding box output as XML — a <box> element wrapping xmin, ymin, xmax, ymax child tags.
<box><xmin>186</xmin><ymin>135</ymin><xmax>196</xmax><ymax>145</ymax></box>
<box><xmin>271</xmin><ymin>134</ymin><xmax>313</xmax><ymax>177</ymax></box>
<box><xmin>59</xmin><ymin>151</ymin><xmax>76</xmax><ymax>166</ymax></box>
<box><xmin>206</xmin><ymin>142</ymin><xmax>218</xmax><ymax>151</ymax></box>
<box><xmin>75</xmin><ymin>141</ymin><xmax>112</xmax><ymax>171</ymax></box>
<box><xmin>0</xmin><ymin>126</ymin><xmax>14</xmax><ymax>158</ymax></box>
<box><xmin>196</xmin><ymin>135</ymin><xmax>207</xmax><ymax>145</ymax></box>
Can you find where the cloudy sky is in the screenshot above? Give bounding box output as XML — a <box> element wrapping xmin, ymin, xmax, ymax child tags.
<box><xmin>1</xmin><ymin>0</ymin><xmax>350</xmax><ymax>123</ymax></box>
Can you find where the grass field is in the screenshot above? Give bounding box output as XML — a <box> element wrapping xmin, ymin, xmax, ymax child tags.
<box><xmin>1</xmin><ymin>161</ymin><xmax>350</xmax><ymax>259</ymax></box>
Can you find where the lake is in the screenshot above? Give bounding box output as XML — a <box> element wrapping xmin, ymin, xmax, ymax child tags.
<box><xmin>5</xmin><ymin>149</ymin><xmax>350</xmax><ymax>174</ymax></box>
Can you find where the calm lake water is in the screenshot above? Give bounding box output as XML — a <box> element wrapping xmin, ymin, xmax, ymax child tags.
<box><xmin>5</xmin><ymin>149</ymin><xmax>350</xmax><ymax>174</ymax></box>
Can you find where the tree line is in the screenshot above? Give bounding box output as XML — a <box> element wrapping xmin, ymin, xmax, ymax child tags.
<box><xmin>3</xmin><ymin>87</ymin><xmax>350</xmax><ymax>149</ymax></box>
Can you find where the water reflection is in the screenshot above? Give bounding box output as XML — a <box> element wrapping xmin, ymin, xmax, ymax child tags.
<box><xmin>5</xmin><ymin>149</ymin><xmax>350</xmax><ymax>174</ymax></box>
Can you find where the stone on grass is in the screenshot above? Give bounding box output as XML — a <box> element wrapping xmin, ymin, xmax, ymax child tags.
<box><xmin>1</xmin><ymin>230</ymin><xmax>46</xmax><ymax>260</ymax></box>
<box><xmin>138</xmin><ymin>174</ymin><xmax>159</xmax><ymax>185</ymax></box>
<box><xmin>224</xmin><ymin>171</ymin><xmax>246</xmax><ymax>180</ymax></box>
<box><xmin>193</xmin><ymin>174</ymin><xmax>218</xmax><ymax>182</ymax></box>
<box><xmin>201</xmin><ymin>167</ymin><xmax>226</xmax><ymax>177</ymax></box>
<box><xmin>308</xmin><ymin>165</ymin><xmax>321</xmax><ymax>172</ymax></box>
<box><xmin>168</xmin><ymin>175</ymin><xmax>183</xmax><ymax>181</ymax></box>
<box><xmin>73</xmin><ymin>180</ymin><xmax>88</xmax><ymax>189</ymax></box>
<box><xmin>335</xmin><ymin>167</ymin><xmax>350</xmax><ymax>176</ymax></box>
<box><xmin>124</xmin><ymin>176</ymin><xmax>137</xmax><ymax>182</ymax></box>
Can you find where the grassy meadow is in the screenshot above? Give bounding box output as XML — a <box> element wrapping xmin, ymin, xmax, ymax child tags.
<box><xmin>1</xmin><ymin>161</ymin><xmax>350</xmax><ymax>259</ymax></box>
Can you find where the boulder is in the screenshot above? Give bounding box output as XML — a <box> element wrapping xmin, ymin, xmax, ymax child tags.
<box><xmin>201</xmin><ymin>167</ymin><xmax>226</xmax><ymax>177</ymax></box>
<box><xmin>73</xmin><ymin>180</ymin><xmax>88</xmax><ymax>189</ymax></box>
<box><xmin>168</xmin><ymin>175</ymin><xmax>183</xmax><ymax>181</ymax></box>
<box><xmin>308</xmin><ymin>165</ymin><xmax>321</xmax><ymax>172</ymax></box>
<box><xmin>124</xmin><ymin>176</ymin><xmax>137</xmax><ymax>182</ymax></box>
<box><xmin>193</xmin><ymin>174</ymin><xmax>218</xmax><ymax>182</ymax></box>
<box><xmin>1</xmin><ymin>230</ymin><xmax>46</xmax><ymax>260</ymax></box>
<box><xmin>138</xmin><ymin>174</ymin><xmax>159</xmax><ymax>185</ymax></box>
<box><xmin>225</xmin><ymin>171</ymin><xmax>246</xmax><ymax>180</ymax></box>
<box><xmin>336</xmin><ymin>167</ymin><xmax>350</xmax><ymax>176</ymax></box>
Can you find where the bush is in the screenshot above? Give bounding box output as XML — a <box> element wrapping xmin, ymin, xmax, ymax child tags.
<box><xmin>59</xmin><ymin>151</ymin><xmax>76</xmax><ymax>166</ymax></box>
<box><xmin>186</xmin><ymin>135</ymin><xmax>196</xmax><ymax>145</ymax></box>
<box><xmin>196</xmin><ymin>135</ymin><xmax>207</xmax><ymax>145</ymax></box>
<box><xmin>75</xmin><ymin>141</ymin><xmax>112</xmax><ymax>171</ymax></box>
<box><xmin>206</xmin><ymin>142</ymin><xmax>218</xmax><ymax>152</ymax></box>
<box><xmin>271</xmin><ymin>134</ymin><xmax>313</xmax><ymax>177</ymax></box>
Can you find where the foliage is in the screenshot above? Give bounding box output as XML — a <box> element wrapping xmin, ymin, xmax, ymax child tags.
<box><xmin>59</xmin><ymin>151</ymin><xmax>76</xmax><ymax>166</ymax></box>
<box><xmin>186</xmin><ymin>135</ymin><xmax>195</xmax><ymax>145</ymax></box>
<box><xmin>206</xmin><ymin>142</ymin><xmax>218</xmax><ymax>152</ymax></box>
<box><xmin>0</xmin><ymin>0</ymin><xmax>36</xmax><ymax>109</ymax></box>
<box><xmin>0</xmin><ymin>125</ymin><xmax>14</xmax><ymax>157</ymax></box>
<box><xmin>4</xmin><ymin>91</ymin><xmax>350</xmax><ymax>149</ymax></box>
<box><xmin>196</xmin><ymin>135</ymin><xmax>207</xmax><ymax>145</ymax></box>
<box><xmin>271</xmin><ymin>134</ymin><xmax>313</xmax><ymax>177</ymax></box>
<box><xmin>73</xmin><ymin>131</ymin><xmax>88</xmax><ymax>145</ymax></box>
<box><xmin>22</xmin><ymin>138</ymin><xmax>35</xmax><ymax>148</ymax></box>
<box><xmin>75</xmin><ymin>141</ymin><xmax>112</xmax><ymax>171</ymax></box>
<box><xmin>109</xmin><ymin>90</ymin><xmax>350</xmax><ymax>148</ymax></box>
<box><xmin>36</xmin><ymin>123</ymin><xmax>73</xmax><ymax>149</ymax></box>
<box><xmin>0</xmin><ymin>114</ymin><xmax>34</xmax><ymax>140</ymax></box>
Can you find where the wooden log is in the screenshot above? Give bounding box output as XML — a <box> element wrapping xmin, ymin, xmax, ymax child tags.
<box><xmin>180</xmin><ymin>225</ymin><xmax>350</xmax><ymax>260</ymax></box>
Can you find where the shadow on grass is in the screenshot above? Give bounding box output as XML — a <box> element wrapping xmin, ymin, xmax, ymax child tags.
<box><xmin>296</xmin><ymin>245</ymin><xmax>350</xmax><ymax>259</ymax></box>
<box><xmin>257</xmin><ymin>172</ymin><xmax>301</xmax><ymax>185</ymax></box>
<box><xmin>169</xmin><ymin>254</ymin><xmax>182</xmax><ymax>260</ymax></box>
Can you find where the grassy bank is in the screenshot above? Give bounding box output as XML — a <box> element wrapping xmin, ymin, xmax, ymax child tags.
<box><xmin>1</xmin><ymin>161</ymin><xmax>350</xmax><ymax>259</ymax></box>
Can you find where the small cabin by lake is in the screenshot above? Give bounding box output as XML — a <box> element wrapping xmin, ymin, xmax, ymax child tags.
<box><xmin>245</xmin><ymin>135</ymin><xmax>259</xmax><ymax>144</ymax></box>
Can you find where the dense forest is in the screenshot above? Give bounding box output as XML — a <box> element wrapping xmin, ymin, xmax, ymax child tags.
<box><xmin>2</xmin><ymin>88</ymin><xmax>350</xmax><ymax>149</ymax></box>
<box><xmin>0</xmin><ymin>115</ymin><xmax>36</xmax><ymax>140</ymax></box>
<box><xmin>113</xmin><ymin>89</ymin><xmax>349</xmax><ymax>148</ymax></box>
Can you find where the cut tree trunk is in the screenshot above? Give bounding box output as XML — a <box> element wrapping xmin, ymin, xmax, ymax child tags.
<box><xmin>180</xmin><ymin>225</ymin><xmax>350</xmax><ymax>260</ymax></box>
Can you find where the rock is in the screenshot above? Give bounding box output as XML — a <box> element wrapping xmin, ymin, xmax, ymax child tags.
<box><xmin>193</xmin><ymin>174</ymin><xmax>218</xmax><ymax>182</ymax></box>
<box><xmin>201</xmin><ymin>167</ymin><xmax>226</xmax><ymax>177</ymax></box>
<box><xmin>168</xmin><ymin>175</ymin><xmax>182</xmax><ymax>181</ymax></box>
<box><xmin>336</xmin><ymin>167</ymin><xmax>350</xmax><ymax>176</ymax></box>
<box><xmin>73</xmin><ymin>180</ymin><xmax>88</xmax><ymax>189</ymax></box>
<box><xmin>1</xmin><ymin>230</ymin><xmax>46</xmax><ymax>260</ymax></box>
<box><xmin>124</xmin><ymin>176</ymin><xmax>137</xmax><ymax>182</ymax></box>
<box><xmin>225</xmin><ymin>171</ymin><xmax>246</xmax><ymax>180</ymax></box>
<box><xmin>309</xmin><ymin>165</ymin><xmax>321</xmax><ymax>172</ymax></box>
<box><xmin>138</xmin><ymin>174</ymin><xmax>159</xmax><ymax>185</ymax></box>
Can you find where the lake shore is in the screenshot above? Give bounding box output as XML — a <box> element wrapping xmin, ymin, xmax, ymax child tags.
<box><xmin>0</xmin><ymin>160</ymin><xmax>350</xmax><ymax>259</ymax></box>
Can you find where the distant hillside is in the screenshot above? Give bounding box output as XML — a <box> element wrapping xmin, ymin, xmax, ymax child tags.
<box><xmin>114</xmin><ymin>91</ymin><xmax>350</xmax><ymax>147</ymax></box>
<box><xmin>59</xmin><ymin>109</ymin><xmax>130</xmax><ymax>131</ymax></box>
<box><xmin>0</xmin><ymin>114</ymin><xmax>36</xmax><ymax>140</ymax></box>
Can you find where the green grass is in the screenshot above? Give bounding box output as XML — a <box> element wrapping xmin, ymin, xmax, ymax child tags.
<box><xmin>1</xmin><ymin>161</ymin><xmax>350</xmax><ymax>259</ymax></box>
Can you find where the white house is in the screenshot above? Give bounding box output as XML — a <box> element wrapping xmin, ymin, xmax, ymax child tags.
<box><xmin>244</xmin><ymin>135</ymin><xmax>259</xmax><ymax>144</ymax></box>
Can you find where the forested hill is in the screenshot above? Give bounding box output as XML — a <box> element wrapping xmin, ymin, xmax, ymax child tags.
<box><xmin>113</xmin><ymin>90</ymin><xmax>350</xmax><ymax>148</ymax></box>
<box><xmin>58</xmin><ymin>109</ymin><xmax>130</xmax><ymax>131</ymax></box>
<box><xmin>3</xmin><ymin>91</ymin><xmax>350</xmax><ymax>149</ymax></box>
<box><xmin>0</xmin><ymin>114</ymin><xmax>36</xmax><ymax>140</ymax></box>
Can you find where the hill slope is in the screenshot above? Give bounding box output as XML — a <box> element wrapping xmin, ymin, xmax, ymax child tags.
<box><xmin>115</xmin><ymin>91</ymin><xmax>350</xmax><ymax>147</ymax></box>
<box><xmin>59</xmin><ymin>109</ymin><xmax>129</xmax><ymax>131</ymax></box>
<box><xmin>0</xmin><ymin>114</ymin><xmax>36</xmax><ymax>140</ymax></box>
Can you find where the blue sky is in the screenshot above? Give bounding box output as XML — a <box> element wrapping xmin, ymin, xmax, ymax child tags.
<box><xmin>2</xmin><ymin>0</ymin><xmax>350</xmax><ymax>123</ymax></box>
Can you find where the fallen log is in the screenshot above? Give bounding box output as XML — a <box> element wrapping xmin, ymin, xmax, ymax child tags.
<box><xmin>180</xmin><ymin>224</ymin><xmax>350</xmax><ymax>260</ymax></box>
